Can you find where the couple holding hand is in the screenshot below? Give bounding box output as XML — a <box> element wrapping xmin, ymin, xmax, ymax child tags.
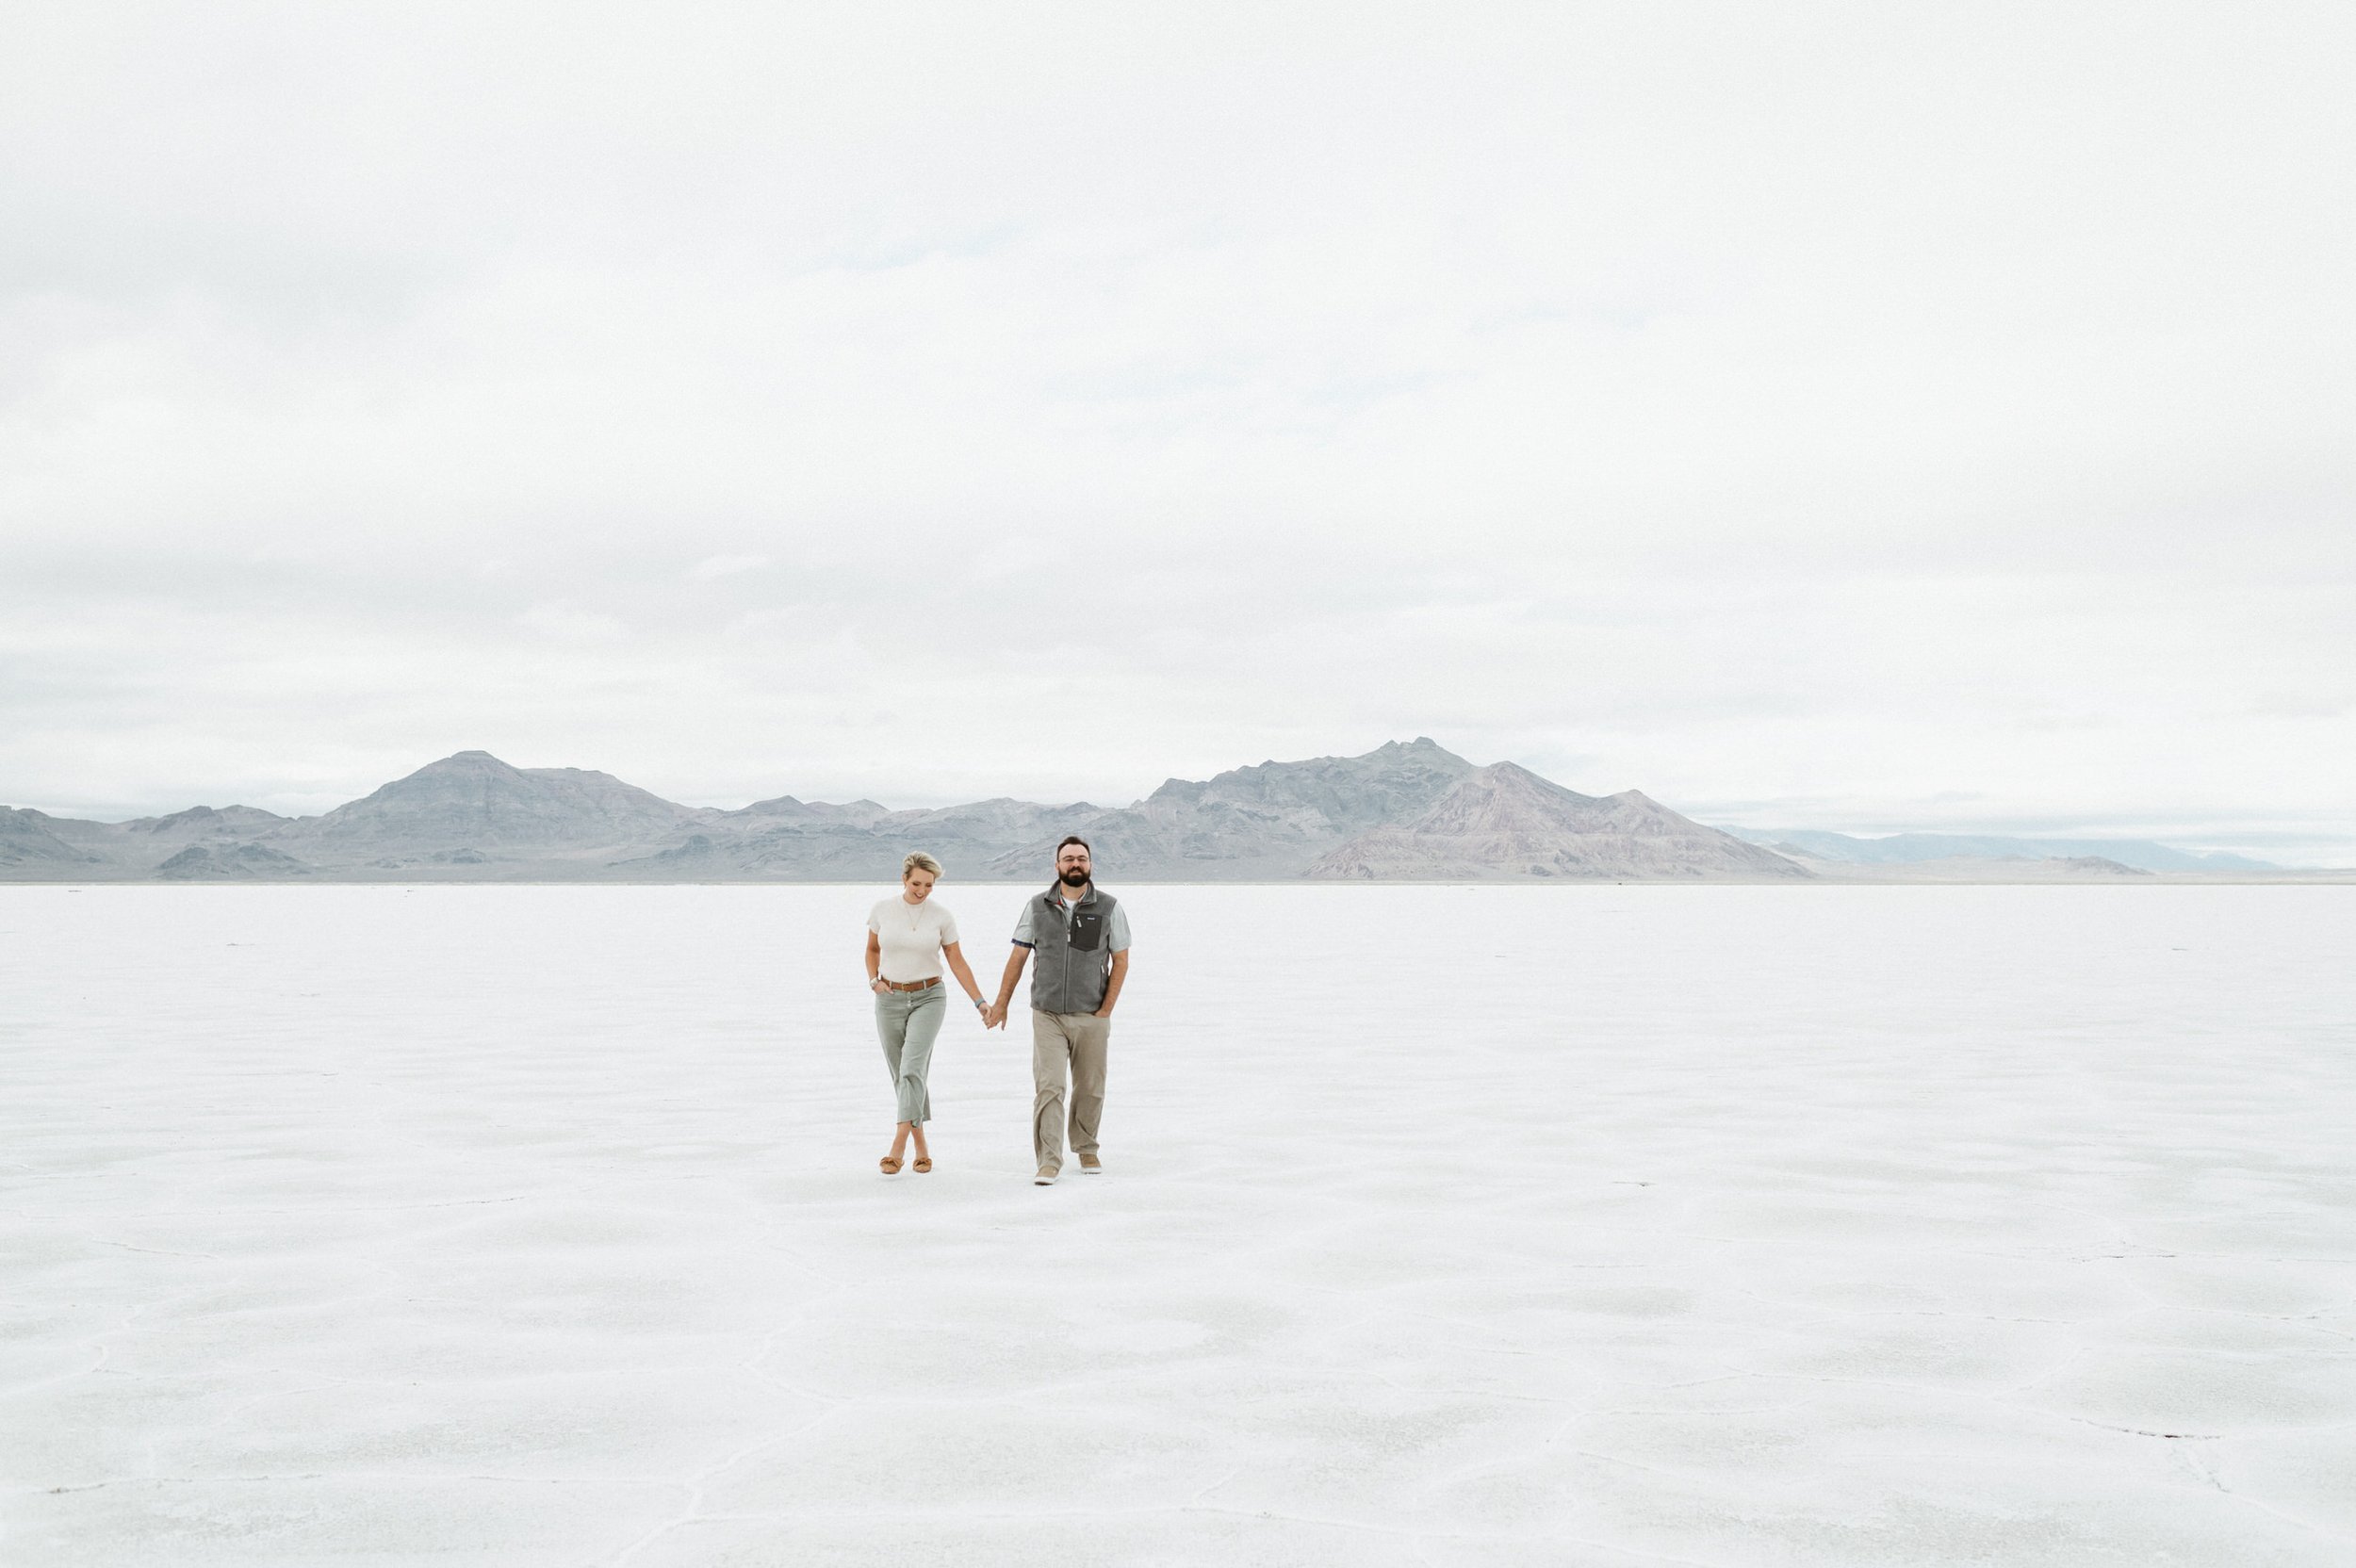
<box><xmin>862</xmin><ymin>836</ymin><xmax>1131</xmax><ymax>1186</ymax></box>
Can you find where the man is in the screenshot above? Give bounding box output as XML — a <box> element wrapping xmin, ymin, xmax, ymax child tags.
<box><xmin>986</xmin><ymin>836</ymin><xmax>1130</xmax><ymax>1184</ymax></box>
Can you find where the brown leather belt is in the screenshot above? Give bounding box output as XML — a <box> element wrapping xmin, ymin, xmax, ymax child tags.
<box><xmin>878</xmin><ymin>977</ymin><xmax>941</xmax><ymax>992</ymax></box>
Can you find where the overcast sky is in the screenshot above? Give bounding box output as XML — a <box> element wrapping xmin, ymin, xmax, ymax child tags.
<box><xmin>5</xmin><ymin>3</ymin><xmax>2351</xmax><ymax>861</ymax></box>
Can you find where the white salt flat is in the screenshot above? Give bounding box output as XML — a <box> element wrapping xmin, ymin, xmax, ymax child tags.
<box><xmin>4</xmin><ymin>882</ymin><xmax>2352</xmax><ymax>1567</ymax></box>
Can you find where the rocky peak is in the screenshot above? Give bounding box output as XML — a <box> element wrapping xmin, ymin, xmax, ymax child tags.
<box><xmin>1174</xmin><ymin>739</ymin><xmax>1477</xmax><ymax>822</ymax></box>
<box><xmin>1310</xmin><ymin>761</ymin><xmax>1810</xmax><ymax>880</ymax></box>
<box><xmin>288</xmin><ymin>751</ymin><xmax>699</xmax><ymax>849</ymax></box>
<box><xmin>0</xmin><ymin>807</ymin><xmax>101</xmax><ymax>865</ymax></box>
<box><xmin>126</xmin><ymin>804</ymin><xmax>289</xmax><ymax>837</ymax></box>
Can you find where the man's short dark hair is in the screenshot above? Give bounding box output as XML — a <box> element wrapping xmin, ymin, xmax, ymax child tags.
<box><xmin>1055</xmin><ymin>836</ymin><xmax>1091</xmax><ymax>856</ymax></box>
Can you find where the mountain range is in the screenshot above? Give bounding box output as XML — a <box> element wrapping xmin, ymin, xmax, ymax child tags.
<box><xmin>0</xmin><ymin>741</ymin><xmax>1811</xmax><ymax>883</ymax></box>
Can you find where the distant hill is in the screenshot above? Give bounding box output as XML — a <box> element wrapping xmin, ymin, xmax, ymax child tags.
<box><xmin>155</xmin><ymin>842</ymin><xmax>316</xmax><ymax>880</ymax></box>
<box><xmin>1728</xmin><ymin>827</ymin><xmax>2275</xmax><ymax>873</ymax></box>
<box><xmin>126</xmin><ymin>804</ymin><xmax>291</xmax><ymax>839</ymax></box>
<box><xmin>1313</xmin><ymin>763</ymin><xmax>1809</xmax><ymax>880</ymax></box>
<box><xmin>614</xmin><ymin>795</ymin><xmax>1074</xmax><ymax>883</ymax></box>
<box><xmin>277</xmin><ymin>750</ymin><xmax>704</xmax><ymax>863</ymax></box>
<box><xmin>996</xmin><ymin>737</ymin><xmax>1483</xmax><ymax>879</ymax></box>
<box><xmin>0</xmin><ymin>741</ymin><xmax>1809</xmax><ymax>883</ymax></box>
<box><xmin>0</xmin><ymin>807</ymin><xmax>105</xmax><ymax>870</ymax></box>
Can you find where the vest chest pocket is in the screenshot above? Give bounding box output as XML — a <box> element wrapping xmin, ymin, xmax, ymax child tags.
<box><xmin>1070</xmin><ymin>911</ymin><xmax>1104</xmax><ymax>952</ymax></box>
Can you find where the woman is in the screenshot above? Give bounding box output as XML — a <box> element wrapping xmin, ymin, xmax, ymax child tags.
<box><xmin>865</xmin><ymin>851</ymin><xmax>988</xmax><ymax>1174</ymax></box>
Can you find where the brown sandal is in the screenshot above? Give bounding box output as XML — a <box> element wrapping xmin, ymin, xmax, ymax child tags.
<box><xmin>879</xmin><ymin>1154</ymin><xmax>903</xmax><ymax>1174</ymax></box>
<box><xmin>912</xmin><ymin>1155</ymin><xmax>932</xmax><ymax>1173</ymax></box>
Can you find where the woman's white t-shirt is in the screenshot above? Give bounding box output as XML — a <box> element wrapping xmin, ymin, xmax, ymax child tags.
<box><xmin>868</xmin><ymin>896</ymin><xmax>959</xmax><ymax>983</ymax></box>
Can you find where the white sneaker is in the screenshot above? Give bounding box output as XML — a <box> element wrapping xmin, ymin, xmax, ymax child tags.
<box><xmin>1034</xmin><ymin>1166</ymin><xmax>1058</xmax><ymax>1185</ymax></box>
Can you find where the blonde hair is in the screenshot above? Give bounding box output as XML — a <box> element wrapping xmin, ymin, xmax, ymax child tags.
<box><xmin>902</xmin><ymin>852</ymin><xmax>943</xmax><ymax>880</ymax></box>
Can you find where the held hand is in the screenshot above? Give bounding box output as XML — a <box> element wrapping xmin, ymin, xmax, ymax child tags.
<box><xmin>870</xmin><ymin>978</ymin><xmax>888</xmax><ymax>994</ymax></box>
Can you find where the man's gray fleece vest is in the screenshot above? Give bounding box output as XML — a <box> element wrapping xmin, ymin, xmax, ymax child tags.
<box><xmin>1028</xmin><ymin>884</ymin><xmax>1121</xmax><ymax>1015</ymax></box>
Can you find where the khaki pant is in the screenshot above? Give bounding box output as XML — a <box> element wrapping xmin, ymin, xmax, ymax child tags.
<box><xmin>1031</xmin><ymin>1009</ymin><xmax>1108</xmax><ymax>1172</ymax></box>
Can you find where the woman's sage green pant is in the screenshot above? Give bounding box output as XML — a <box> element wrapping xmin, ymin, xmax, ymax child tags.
<box><xmin>874</xmin><ymin>985</ymin><xmax>946</xmax><ymax>1125</ymax></box>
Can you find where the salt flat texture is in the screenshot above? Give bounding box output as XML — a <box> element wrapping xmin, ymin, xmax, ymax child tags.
<box><xmin>4</xmin><ymin>884</ymin><xmax>2352</xmax><ymax>1567</ymax></box>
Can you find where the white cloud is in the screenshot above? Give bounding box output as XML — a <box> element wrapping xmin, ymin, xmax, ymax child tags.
<box><xmin>517</xmin><ymin>601</ymin><xmax>626</xmax><ymax>644</ymax></box>
<box><xmin>687</xmin><ymin>554</ymin><xmax>772</xmax><ymax>581</ymax></box>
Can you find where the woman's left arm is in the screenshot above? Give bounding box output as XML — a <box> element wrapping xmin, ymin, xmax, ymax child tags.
<box><xmin>941</xmin><ymin>940</ymin><xmax>988</xmax><ymax>1019</ymax></box>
